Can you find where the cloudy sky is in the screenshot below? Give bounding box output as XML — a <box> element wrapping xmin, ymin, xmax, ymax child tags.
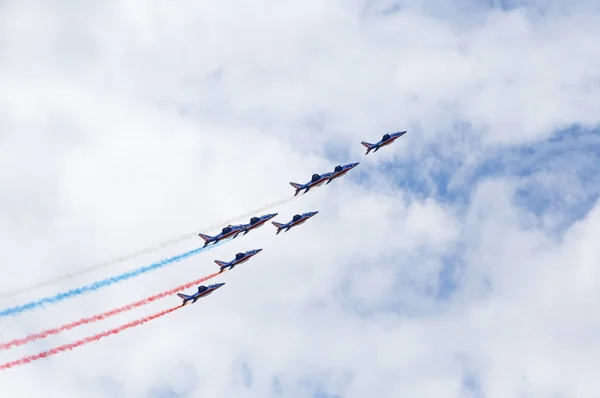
<box><xmin>1</xmin><ymin>0</ymin><xmax>600</xmax><ymax>396</ymax></box>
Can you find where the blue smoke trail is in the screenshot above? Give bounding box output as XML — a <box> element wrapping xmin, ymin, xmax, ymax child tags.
<box><xmin>0</xmin><ymin>241</ymin><xmax>226</xmax><ymax>319</ymax></box>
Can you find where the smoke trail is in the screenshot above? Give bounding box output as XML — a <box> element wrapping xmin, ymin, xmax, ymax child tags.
<box><xmin>0</xmin><ymin>271</ymin><xmax>221</xmax><ymax>351</ymax></box>
<box><xmin>0</xmin><ymin>195</ymin><xmax>295</xmax><ymax>299</ymax></box>
<box><xmin>0</xmin><ymin>306</ymin><xmax>181</xmax><ymax>370</ymax></box>
<box><xmin>0</xmin><ymin>240</ymin><xmax>226</xmax><ymax>319</ymax></box>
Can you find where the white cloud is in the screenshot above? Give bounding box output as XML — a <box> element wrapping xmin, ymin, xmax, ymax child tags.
<box><xmin>1</xmin><ymin>1</ymin><xmax>600</xmax><ymax>397</ymax></box>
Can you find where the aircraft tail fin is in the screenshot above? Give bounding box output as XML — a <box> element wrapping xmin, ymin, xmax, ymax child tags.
<box><xmin>361</xmin><ymin>141</ymin><xmax>375</xmax><ymax>155</ymax></box>
<box><xmin>214</xmin><ymin>260</ymin><xmax>228</xmax><ymax>271</ymax></box>
<box><xmin>289</xmin><ymin>182</ymin><xmax>303</xmax><ymax>195</ymax></box>
<box><xmin>272</xmin><ymin>221</ymin><xmax>284</xmax><ymax>234</ymax></box>
<box><xmin>177</xmin><ymin>293</ymin><xmax>191</xmax><ymax>302</ymax></box>
<box><xmin>197</xmin><ymin>233</ymin><xmax>213</xmax><ymax>242</ymax></box>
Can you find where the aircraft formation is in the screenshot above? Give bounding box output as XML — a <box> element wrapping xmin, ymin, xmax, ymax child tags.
<box><xmin>178</xmin><ymin>131</ymin><xmax>407</xmax><ymax>305</ymax></box>
<box><xmin>0</xmin><ymin>130</ymin><xmax>408</xmax><ymax>371</ymax></box>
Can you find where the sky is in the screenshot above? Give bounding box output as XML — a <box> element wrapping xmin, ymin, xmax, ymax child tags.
<box><xmin>1</xmin><ymin>0</ymin><xmax>600</xmax><ymax>397</ymax></box>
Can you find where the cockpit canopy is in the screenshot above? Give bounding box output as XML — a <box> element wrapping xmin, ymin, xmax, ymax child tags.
<box><xmin>334</xmin><ymin>165</ymin><xmax>343</xmax><ymax>172</ymax></box>
<box><xmin>235</xmin><ymin>252</ymin><xmax>245</xmax><ymax>260</ymax></box>
<box><xmin>222</xmin><ymin>226</ymin><xmax>232</xmax><ymax>234</ymax></box>
<box><xmin>382</xmin><ymin>133</ymin><xmax>390</xmax><ymax>141</ymax></box>
<box><xmin>250</xmin><ymin>216</ymin><xmax>260</xmax><ymax>224</ymax></box>
<box><xmin>292</xmin><ymin>214</ymin><xmax>302</xmax><ymax>221</ymax></box>
<box><xmin>311</xmin><ymin>173</ymin><xmax>321</xmax><ymax>182</ymax></box>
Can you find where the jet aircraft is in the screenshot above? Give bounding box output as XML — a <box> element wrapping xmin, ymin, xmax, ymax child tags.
<box><xmin>324</xmin><ymin>162</ymin><xmax>359</xmax><ymax>184</ymax></box>
<box><xmin>198</xmin><ymin>225</ymin><xmax>244</xmax><ymax>247</ymax></box>
<box><xmin>176</xmin><ymin>283</ymin><xmax>225</xmax><ymax>306</ymax></box>
<box><xmin>272</xmin><ymin>211</ymin><xmax>318</xmax><ymax>234</ymax></box>
<box><xmin>289</xmin><ymin>173</ymin><xmax>329</xmax><ymax>196</ymax></box>
<box><xmin>361</xmin><ymin>131</ymin><xmax>407</xmax><ymax>155</ymax></box>
<box><xmin>289</xmin><ymin>162</ymin><xmax>359</xmax><ymax>196</ymax></box>
<box><xmin>228</xmin><ymin>213</ymin><xmax>278</xmax><ymax>236</ymax></box>
<box><xmin>214</xmin><ymin>249</ymin><xmax>263</xmax><ymax>273</ymax></box>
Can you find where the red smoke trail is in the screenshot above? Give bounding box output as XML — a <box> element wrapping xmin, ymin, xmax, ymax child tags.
<box><xmin>0</xmin><ymin>305</ymin><xmax>181</xmax><ymax>370</ymax></box>
<box><xmin>0</xmin><ymin>272</ymin><xmax>220</xmax><ymax>351</ymax></box>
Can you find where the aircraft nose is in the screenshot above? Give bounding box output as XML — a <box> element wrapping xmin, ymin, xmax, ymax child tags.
<box><xmin>255</xmin><ymin>248</ymin><xmax>263</xmax><ymax>253</ymax></box>
<box><xmin>351</xmin><ymin>162</ymin><xmax>359</xmax><ymax>167</ymax></box>
<box><xmin>310</xmin><ymin>211</ymin><xmax>319</xmax><ymax>216</ymax></box>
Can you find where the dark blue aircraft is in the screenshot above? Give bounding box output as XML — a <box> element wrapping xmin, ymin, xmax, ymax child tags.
<box><xmin>229</xmin><ymin>213</ymin><xmax>278</xmax><ymax>237</ymax></box>
<box><xmin>361</xmin><ymin>131</ymin><xmax>407</xmax><ymax>155</ymax></box>
<box><xmin>214</xmin><ymin>249</ymin><xmax>263</xmax><ymax>273</ymax></box>
<box><xmin>324</xmin><ymin>162</ymin><xmax>359</xmax><ymax>185</ymax></box>
<box><xmin>198</xmin><ymin>225</ymin><xmax>244</xmax><ymax>247</ymax></box>
<box><xmin>176</xmin><ymin>283</ymin><xmax>225</xmax><ymax>306</ymax></box>
<box><xmin>289</xmin><ymin>174</ymin><xmax>329</xmax><ymax>196</ymax></box>
<box><xmin>289</xmin><ymin>162</ymin><xmax>359</xmax><ymax>195</ymax></box>
<box><xmin>271</xmin><ymin>211</ymin><xmax>318</xmax><ymax>234</ymax></box>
